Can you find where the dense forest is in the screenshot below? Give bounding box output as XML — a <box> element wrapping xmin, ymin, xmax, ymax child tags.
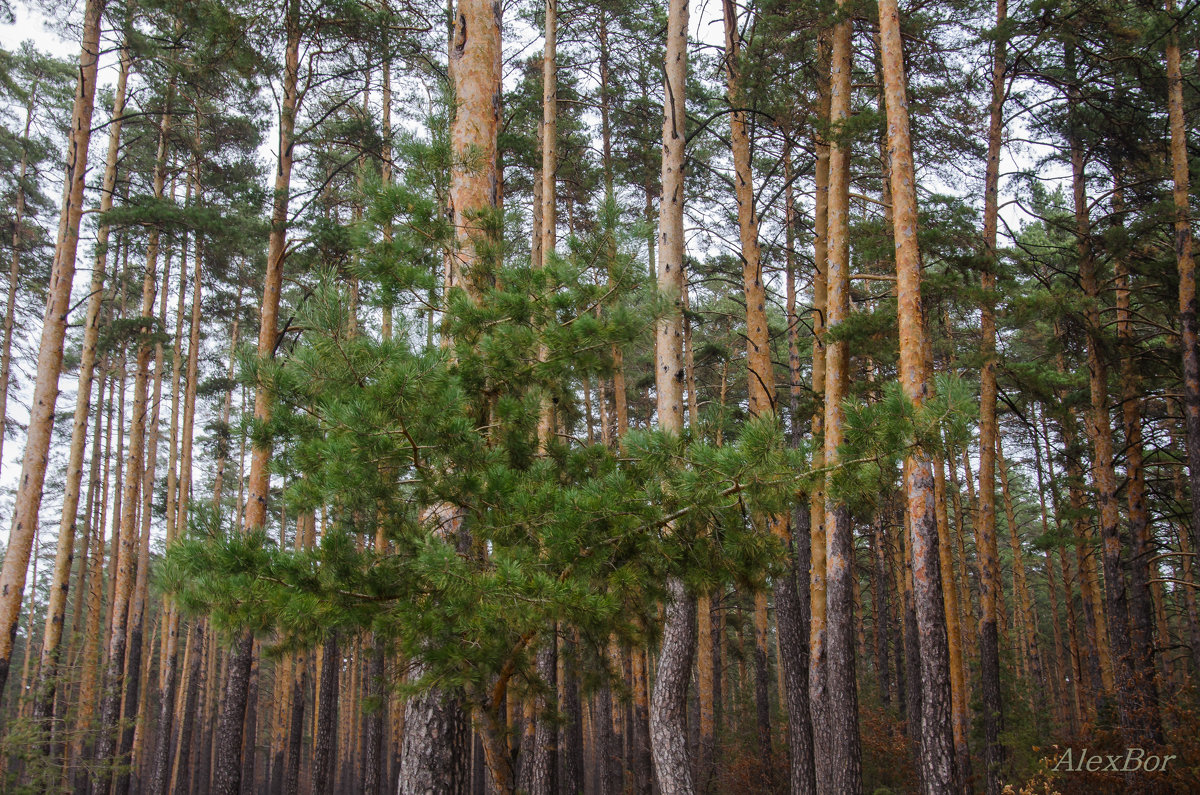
<box><xmin>0</xmin><ymin>0</ymin><xmax>1198</xmax><ymax>792</ymax></box>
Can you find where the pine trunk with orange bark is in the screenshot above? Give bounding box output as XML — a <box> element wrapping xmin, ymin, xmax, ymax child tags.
<box><xmin>0</xmin><ymin>0</ymin><xmax>106</xmax><ymax>699</ymax></box>
<box><xmin>211</xmin><ymin>4</ymin><xmax>301</xmax><ymax>791</ymax></box>
<box><xmin>975</xmin><ymin>2</ymin><xmax>1008</xmax><ymax>788</ymax></box>
<box><xmin>878</xmin><ymin>0</ymin><xmax>958</xmax><ymax>788</ymax></box>
<box><xmin>1065</xmin><ymin>75</ymin><xmax>1139</xmax><ymax>739</ymax></box>
<box><xmin>820</xmin><ymin>7</ymin><xmax>862</xmax><ymax>790</ymax></box>
<box><xmin>721</xmin><ymin>2</ymin><xmax>812</xmax><ymax>790</ymax></box>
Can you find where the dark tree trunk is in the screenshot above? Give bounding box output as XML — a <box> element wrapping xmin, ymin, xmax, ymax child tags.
<box><xmin>399</xmin><ymin>663</ymin><xmax>469</xmax><ymax>795</ymax></box>
<box><xmin>596</xmin><ymin>682</ymin><xmax>615</xmax><ymax>795</ymax></box>
<box><xmin>171</xmin><ymin>622</ymin><xmax>206</xmax><ymax>795</ymax></box>
<box><xmin>313</xmin><ymin>634</ymin><xmax>340</xmax><ymax>792</ymax></box>
<box><xmin>363</xmin><ymin>644</ymin><xmax>385</xmax><ymax>795</ymax></box>
<box><xmin>284</xmin><ymin>659</ymin><xmax>306</xmax><ymax>795</ymax></box>
<box><xmin>529</xmin><ymin>639</ymin><xmax>558</xmax><ymax>795</ymax></box>
<box><xmin>649</xmin><ymin>578</ymin><xmax>696</xmax><ymax>795</ymax></box>
<box><xmin>239</xmin><ymin>654</ymin><xmax>259</xmax><ymax>795</ymax></box>
<box><xmin>775</xmin><ymin>515</ymin><xmax>816</xmax><ymax>795</ymax></box>
<box><xmin>824</xmin><ymin>505</ymin><xmax>862</xmax><ymax>792</ymax></box>
<box><xmin>872</xmin><ymin>514</ymin><xmax>892</xmax><ymax>708</ymax></box>
<box><xmin>211</xmin><ymin>631</ymin><xmax>255</xmax><ymax>795</ymax></box>
<box><xmin>561</xmin><ymin>635</ymin><xmax>583</xmax><ymax>794</ymax></box>
<box><xmin>148</xmin><ymin>621</ymin><xmax>182</xmax><ymax>795</ymax></box>
<box><xmin>753</xmin><ymin>593</ymin><xmax>772</xmax><ymax>785</ymax></box>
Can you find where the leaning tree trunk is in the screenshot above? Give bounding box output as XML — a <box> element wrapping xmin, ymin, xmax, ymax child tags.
<box><xmin>31</xmin><ymin>31</ymin><xmax>130</xmax><ymax>745</ymax></box>
<box><xmin>0</xmin><ymin>0</ymin><xmax>106</xmax><ymax>699</ymax></box>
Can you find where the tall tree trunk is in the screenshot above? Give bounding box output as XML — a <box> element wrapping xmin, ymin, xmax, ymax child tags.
<box><xmin>820</xmin><ymin>6</ymin><xmax>862</xmax><ymax>791</ymax></box>
<box><xmin>31</xmin><ymin>30</ymin><xmax>130</xmax><ymax>741</ymax></box>
<box><xmin>722</xmin><ymin>3</ymin><xmax>812</xmax><ymax>790</ymax></box>
<box><xmin>935</xmin><ymin>452</ymin><xmax>970</xmax><ymax>785</ymax></box>
<box><xmin>1032</xmin><ymin>415</ymin><xmax>1077</xmax><ymax>732</ymax></box>
<box><xmin>1166</xmin><ymin>0</ymin><xmax>1200</xmax><ymax>567</ymax></box>
<box><xmin>975</xmin><ymin>2</ymin><xmax>1008</xmax><ymax>788</ymax></box>
<box><xmin>398</xmin><ymin>0</ymin><xmax>500</xmax><ymax>788</ymax></box>
<box><xmin>0</xmin><ymin>65</ymin><xmax>42</xmax><ymax>485</ymax></box>
<box><xmin>648</xmin><ymin>0</ymin><xmax>694</xmax><ymax>789</ymax></box>
<box><xmin>94</xmin><ymin>93</ymin><xmax>172</xmax><ymax>789</ymax></box>
<box><xmin>119</xmin><ymin>227</ymin><xmax>173</xmax><ymax>795</ymax></box>
<box><xmin>0</xmin><ymin>0</ymin><xmax>106</xmax><ymax>699</ymax></box>
<box><xmin>1051</xmin><ymin>333</ymin><xmax>1110</xmax><ymax>709</ymax></box>
<box><xmin>878</xmin><ymin>1</ymin><xmax>958</xmax><ymax>788</ymax></box>
<box><xmin>781</xmin><ymin>138</ymin><xmax>816</xmax><ymax>795</ymax></box>
<box><xmin>808</xmin><ymin>28</ymin><xmax>832</xmax><ymax>791</ymax></box>
<box><xmin>212</xmin><ymin>4</ymin><xmax>301</xmax><ymax>791</ymax></box>
<box><xmin>1065</xmin><ymin>75</ymin><xmax>1139</xmax><ymax>739</ymax></box>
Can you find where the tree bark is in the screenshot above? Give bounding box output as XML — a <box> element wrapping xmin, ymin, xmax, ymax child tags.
<box><xmin>878</xmin><ymin>2</ymin><xmax>959</xmax><ymax>788</ymax></box>
<box><xmin>313</xmin><ymin>634</ymin><xmax>340</xmax><ymax>792</ymax></box>
<box><xmin>820</xmin><ymin>6</ymin><xmax>862</xmax><ymax>791</ymax></box>
<box><xmin>1065</xmin><ymin>77</ymin><xmax>1139</xmax><ymax>740</ymax></box>
<box><xmin>649</xmin><ymin>0</ymin><xmax>695</xmax><ymax>788</ymax></box>
<box><xmin>808</xmin><ymin>29</ymin><xmax>832</xmax><ymax>791</ymax></box>
<box><xmin>974</xmin><ymin>2</ymin><xmax>1009</xmax><ymax>789</ymax></box>
<box><xmin>0</xmin><ymin>0</ymin><xmax>106</xmax><ymax>699</ymax></box>
<box><xmin>1166</xmin><ymin>0</ymin><xmax>1200</xmax><ymax>571</ymax></box>
<box><xmin>399</xmin><ymin>661</ymin><xmax>470</xmax><ymax>794</ymax></box>
<box><xmin>31</xmin><ymin>29</ymin><xmax>129</xmax><ymax>739</ymax></box>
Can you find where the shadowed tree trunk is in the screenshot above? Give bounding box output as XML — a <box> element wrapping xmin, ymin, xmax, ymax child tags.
<box><xmin>1065</xmin><ymin>61</ymin><xmax>1140</xmax><ymax>741</ymax></box>
<box><xmin>975</xmin><ymin>2</ymin><xmax>1008</xmax><ymax>789</ymax></box>
<box><xmin>1166</xmin><ymin>0</ymin><xmax>1200</xmax><ymax>568</ymax></box>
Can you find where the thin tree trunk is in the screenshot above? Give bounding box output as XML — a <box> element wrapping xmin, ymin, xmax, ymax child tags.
<box><xmin>1166</xmin><ymin>0</ymin><xmax>1200</xmax><ymax>570</ymax></box>
<box><xmin>1065</xmin><ymin>76</ymin><xmax>1139</xmax><ymax>739</ymax></box>
<box><xmin>781</xmin><ymin>137</ymin><xmax>816</xmax><ymax>795</ymax></box>
<box><xmin>213</xmin><ymin>4</ymin><xmax>301</xmax><ymax>790</ymax></box>
<box><xmin>0</xmin><ymin>68</ymin><xmax>42</xmax><ymax>485</ymax></box>
<box><xmin>997</xmin><ymin>440</ymin><xmax>1047</xmax><ymax>722</ymax></box>
<box><xmin>975</xmin><ymin>2</ymin><xmax>1008</xmax><ymax>788</ymax></box>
